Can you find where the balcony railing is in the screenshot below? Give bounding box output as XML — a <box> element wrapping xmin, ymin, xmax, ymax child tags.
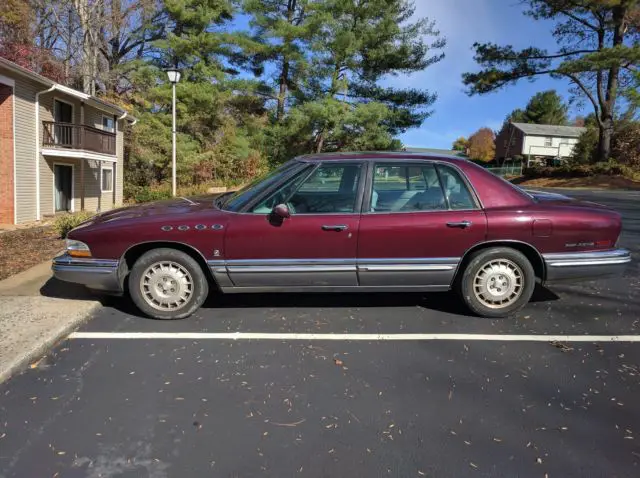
<box><xmin>42</xmin><ymin>121</ymin><xmax>116</xmax><ymax>156</ymax></box>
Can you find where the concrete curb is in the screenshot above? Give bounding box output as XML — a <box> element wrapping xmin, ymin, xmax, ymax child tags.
<box><xmin>0</xmin><ymin>302</ymin><xmax>97</xmax><ymax>384</ymax></box>
<box><xmin>0</xmin><ymin>252</ymin><xmax>64</xmax><ymax>294</ymax></box>
<box><xmin>0</xmin><ymin>255</ymin><xmax>99</xmax><ymax>384</ymax></box>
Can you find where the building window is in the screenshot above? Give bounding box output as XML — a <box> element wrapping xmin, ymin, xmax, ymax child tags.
<box><xmin>560</xmin><ymin>138</ymin><xmax>569</xmax><ymax>145</ymax></box>
<box><xmin>101</xmin><ymin>166</ymin><xmax>113</xmax><ymax>192</ymax></box>
<box><xmin>544</xmin><ymin>137</ymin><xmax>552</xmax><ymax>147</ymax></box>
<box><xmin>102</xmin><ymin>115</ymin><xmax>115</xmax><ymax>133</ymax></box>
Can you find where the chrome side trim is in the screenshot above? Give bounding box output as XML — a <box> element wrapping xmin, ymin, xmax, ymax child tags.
<box><xmin>542</xmin><ymin>248</ymin><xmax>631</xmax><ymax>283</ymax></box>
<box><xmin>52</xmin><ymin>254</ymin><xmax>121</xmax><ymax>292</ymax></box>
<box><xmin>52</xmin><ymin>255</ymin><xmax>119</xmax><ymax>269</ymax></box>
<box><xmin>358</xmin><ymin>257</ymin><xmax>459</xmax><ymax>265</ymax></box>
<box><xmin>229</xmin><ymin>265</ymin><xmax>356</xmax><ymax>273</ymax></box>
<box><xmin>208</xmin><ymin>257</ymin><xmax>460</xmax><ymax>272</ymax></box>
<box><xmin>222</xmin><ymin>258</ymin><xmax>355</xmax><ymax>266</ymax></box>
<box><xmin>358</xmin><ymin>264</ymin><xmax>455</xmax><ymax>272</ymax></box>
<box><xmin>543</xmin><ymin>249</ymin><xmax>631</xmax><ymax>267</ymax></box>
<box><xmin>220</xmin><ymin>285</ymin><xmax>451</xmax><ymax>294</ymax></box>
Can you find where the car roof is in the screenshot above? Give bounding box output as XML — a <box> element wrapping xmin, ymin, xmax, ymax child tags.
<box><xmin>295</xmin><ymin>151</ymin><xmax>463</xmax><ymax>163</ymax></box>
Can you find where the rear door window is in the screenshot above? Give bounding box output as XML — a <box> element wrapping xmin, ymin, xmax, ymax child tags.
<box><xmin>436</xmin><ymin>165</ymin><xmax>477</xmax><ymax>210</ymax></box>
<box><xmin>370</xmin><ymin>163</ymin><xmax>447</xmax><ymax>212</ymax></box>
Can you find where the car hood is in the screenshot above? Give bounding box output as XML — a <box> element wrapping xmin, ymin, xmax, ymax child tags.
<box><xmin>83</xmin><ymin>196</ymin><xmax>219</xmax><ymax>226</ymax></box>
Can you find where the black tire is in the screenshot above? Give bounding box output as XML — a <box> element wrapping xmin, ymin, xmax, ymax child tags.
<box><xmin>128</xmin><ymin>248</ymin><xmax>209</xmax><ymax>320</ymax></box>
<box><xmin>457</xmin><ymin>247</ymin><xmax>535</xmax><ymax>318</ymax></box>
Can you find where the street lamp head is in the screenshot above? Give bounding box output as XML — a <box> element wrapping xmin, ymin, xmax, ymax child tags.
<box><xmin>166</xmin><ymin>68</ymin><xmax>181</xmax><ymax>84</ymax></box>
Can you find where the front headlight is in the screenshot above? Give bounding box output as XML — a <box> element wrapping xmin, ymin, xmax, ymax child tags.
<box><xmin>66</xmin><ymin>239</ymin><xmax>92</xmax><ymax>258</ymax></box>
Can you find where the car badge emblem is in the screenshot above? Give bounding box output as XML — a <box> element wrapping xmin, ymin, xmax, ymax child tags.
<box><xmin>177</xmin><ymin>225</ymin><xmax>190</xmax><ymax>231</ymax></box>
<box><xmin>195</xmin><ymin>224</ymin><xmax>207</xmax><ymax>230</ymax></box>
<box><xmin>161</xmin><ymin>225</ymin><xmax>173</xmax><ymax>231</ymax></box>
<box><xmin>212</xmin><ymin>224</ymin><xmax>224</xmax><ymax>230</ymax></box>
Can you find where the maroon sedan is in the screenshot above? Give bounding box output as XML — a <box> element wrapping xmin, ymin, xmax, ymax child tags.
<box><xmin>53</xmin><ymin>152</ymin><xmax>630</xmax><ymax>319</ymax></box>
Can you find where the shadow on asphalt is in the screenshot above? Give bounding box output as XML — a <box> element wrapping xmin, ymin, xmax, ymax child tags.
<box><xmin>39</xmin><ymin>277</ymin><xmax>111</xmax><ymax>302</ymax></box>
<box><xmin>50</xmin><ymin>280</ymin><xmax>559</xmax><ymax>321</ymax></box>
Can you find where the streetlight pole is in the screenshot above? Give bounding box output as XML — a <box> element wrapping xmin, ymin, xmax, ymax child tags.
<box><xmin>171</xmin><ymin>81</ymin><xmax>177</xmax><ymax>197</ymax></box>
<box><xmin>166</xmin><ymin>69</ymin><xmax>181</xmax><ymax>197</ymax></box>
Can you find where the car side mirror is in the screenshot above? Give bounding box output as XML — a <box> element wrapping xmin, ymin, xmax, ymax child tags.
<box><xmin>272</xmin><ymin>203</ymin><xmax>291</xmax><ymax>219</ymax></box>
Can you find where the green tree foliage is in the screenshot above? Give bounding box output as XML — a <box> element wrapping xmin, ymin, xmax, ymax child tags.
<box><xmin>125</xmin><ymin>0</ymin><xmax>269</xmax><ymax>189</ymax></box>
<box><xmin>5</xmin><ymin>0</ymin><xmax>446</xmax><ymax>193</ymax></box>
<box><xmin>242</xmin><ymin>0</ymin><xmax>319</xmax><ymax>121</ymax></box>
<box><xmin>462</xmin><ymin>0</ymin><xmax>640</xmax><ymax>161</ymax></box>
<box><xmin>245</xmin><ymin>0</ymin><xmax>445</xmax><ymax>161</ymax></box>
<box><xmin>519</xmin><ymin>90</ymin><xmax>568</xmax><ymax>125</ymax></box>
<box><xmin>497</xmin><ymin>90</ymin><xmax>569</xmax><ymax>141</ymax></box>
<box><xmin>573</xmin><ymin>118</ymin><xmax>640</xmax><ymax>166</ymax></box>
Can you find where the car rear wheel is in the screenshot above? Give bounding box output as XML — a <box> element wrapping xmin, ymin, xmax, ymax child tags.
<box><xmin>458</xmin><ymin>247</ymin><xmax>535</xmax><ymax>318</ymax></box>
<box><xmin>128</xmin><ymin>248</ymin><xmax>209</xmax><ymax>320</ymax></box>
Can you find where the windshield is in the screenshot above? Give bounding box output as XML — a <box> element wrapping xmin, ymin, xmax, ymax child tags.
<box><xmin>220</xmin><ymin>161</ymin><xmax>304</xmax><ymax>212</ymax></box>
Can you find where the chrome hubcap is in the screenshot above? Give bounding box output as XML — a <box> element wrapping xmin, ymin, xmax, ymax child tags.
<box><xmin>141</xmin><ymin>261</ymin><xmax>193</xmax><ymax>311</ymax></box>
<box><xmin>473</xmin><ymin>259</ymin><xmax>523</xmax><ymax>309</ymax></box>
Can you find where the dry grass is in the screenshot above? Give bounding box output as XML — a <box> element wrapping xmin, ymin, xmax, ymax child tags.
<box><xmin>0</xmin><ymin>227</ymin><xmax>65</xmax><ymax>281</ymax></box>
<box><xmin>512</xmin><ymin>175</ymin><xmax>640</xmax><ymax>190</ymax></box>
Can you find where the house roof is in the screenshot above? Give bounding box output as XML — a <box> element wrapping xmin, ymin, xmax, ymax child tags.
<box><xmin>0</xmin><ymin>57</ymin><xmax>136</xmax><ymax>122</ymax></box>
<box><xmin>511</xmin><ymin>122</ymin><xmax>586</xmax><ymax>137</ymax></box>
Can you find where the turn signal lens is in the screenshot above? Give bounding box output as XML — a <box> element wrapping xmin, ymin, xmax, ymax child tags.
<box><xmin>66</xmin><ymin>239</ymin><xmax>92</xmax><ymax>258</ymax></box>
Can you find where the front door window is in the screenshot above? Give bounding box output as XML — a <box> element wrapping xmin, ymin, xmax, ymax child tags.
<box><xmin>251</xmin><ymin>163</ymin><xmax>362</xmax><ymax>214</ymax></box>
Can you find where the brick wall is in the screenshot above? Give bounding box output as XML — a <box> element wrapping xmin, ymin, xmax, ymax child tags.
<box><xmin>0</xmin><ymin>83</ymin><xmax>14</xmax><ymax>224</ymax></box>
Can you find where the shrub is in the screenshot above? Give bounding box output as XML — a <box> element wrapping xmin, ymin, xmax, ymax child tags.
<box><xmin>523</xmin><ymin>161</ymin><xmax>636</xmax><ymax>180</ymax></box>
<box><xmin>132</xmin><ymin>187</ymin><xmax>172</xmax><ymax>203</ymax></box>
<box><xmin>53</xmin><ymin>211</ymin><xmax>95</xmax><ymax>238</ymax></box>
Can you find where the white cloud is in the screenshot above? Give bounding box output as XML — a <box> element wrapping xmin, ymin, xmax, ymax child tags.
<box><xmin>384</xmin><ymin>0</ymin><xmax>499</xmax><ymax>98</ymax></box>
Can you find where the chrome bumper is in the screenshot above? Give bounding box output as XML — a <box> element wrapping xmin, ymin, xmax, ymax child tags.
<box><xmin>52</xmin><ymin>254</ymin><xmax>122</xmax><ymax>292</ymax></box>
<box><xmin>543</xmin><ymin>249</ymin><xmax>631</xmax><ymax>283</ymax></box>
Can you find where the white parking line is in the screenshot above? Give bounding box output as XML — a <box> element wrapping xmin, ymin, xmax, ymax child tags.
<box><xmin>69</xmin><ymin>332</ymin><xmax>640</xmax><ymax>342</ymax></box>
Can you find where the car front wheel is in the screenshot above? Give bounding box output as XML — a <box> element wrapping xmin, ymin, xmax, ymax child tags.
<box><xmin>128</xmin><ymin>248</ymin><xmax>209</xmax><ymax>320</ymax></box>
<box><xmin>458</xmin><ymin>247</ymin><xmax>535</xmax><ymax>318</ymax></box>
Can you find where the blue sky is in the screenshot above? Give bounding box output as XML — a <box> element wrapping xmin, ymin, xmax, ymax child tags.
<box><xmin>390</xmin><ymin>0</ymin><xmax>581</xmax><ymax>149</ymax></box>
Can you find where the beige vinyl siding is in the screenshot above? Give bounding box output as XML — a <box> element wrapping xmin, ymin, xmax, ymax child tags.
<box><xmin>44</xmin><ymin>157</ymin><xmax>118</xmax><ymax>214</ymax></box>
<box><xmin>85</xmin><ymin>105</ymin><xmax>115</xmax><ymax>130</ymax></box>
<box><xmin>39</xmin><ymin>91</ymin><xmax>82</xmax><ymax>129</ymax></box>
<box><xmin>0</xmin><ymin>66</ymin><xmax>38</xmax><ymax>223</ymax></box>
<box><xmin>0</xmin><ymin>65</ymin><xmax>127</xmax><ymax>222</ymax></box>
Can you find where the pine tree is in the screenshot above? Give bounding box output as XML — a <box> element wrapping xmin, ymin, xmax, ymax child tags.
<box><xmin>289</xmin><ymin>0</ymin><xmax>445</xmax><ymax>154</ymax></box>
<box><xmin>242</xmin><ymin>0</ymin><xmax>318</xmax><ymax>122</ymax></box>
<box><xmin>463</xmin><ymin>0</ymin><xmax>640</xmax><ymax>161</ymax></box>
<box><xmin>128</xmin><ymin>0</ymin><xmax>269</xmax><ymax>187</ymax></box>
<box><xmin>520</xmin><ymin>90</ymin><xmax>568</xmax><ymax>125</ymax></box>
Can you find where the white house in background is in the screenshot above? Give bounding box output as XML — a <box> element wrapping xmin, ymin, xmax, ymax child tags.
<box><xmin>495</xmin><ymin>122</ymin><xmax>587</xmax><ymax>166</ymax></box>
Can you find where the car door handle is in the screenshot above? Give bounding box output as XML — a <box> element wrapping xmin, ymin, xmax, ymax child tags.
<box><xmin>446</xmin><ymin>220</ymin><xmax>472</xmax><ymax>229</ymax></box>
<box><xmin>321</xmin><ymin>224</ymin><xmax>349</xmax><ymax>232</ymax></box>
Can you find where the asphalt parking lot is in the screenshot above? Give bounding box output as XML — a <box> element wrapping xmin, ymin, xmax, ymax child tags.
<box><xmin>1</xmin><ymin>189</ymin><xmax>639</xmax><ymax>478</ymax></box>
